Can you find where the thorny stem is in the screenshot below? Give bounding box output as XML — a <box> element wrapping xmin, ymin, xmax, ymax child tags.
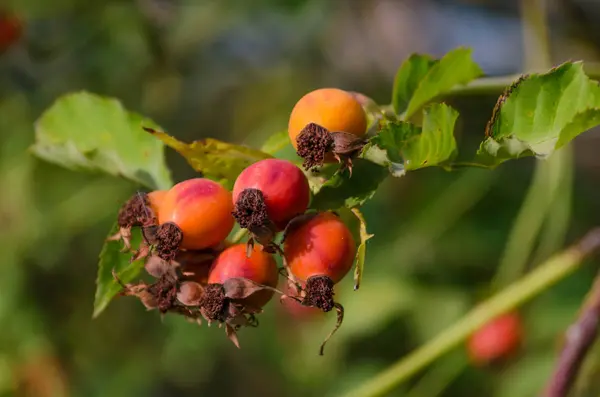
<box><xmin>343</xmin><ymin>228</ymin><xmax>600</xmax><ymax>397</ymax></box>
<box><xmin>544</xmin><ymin>270</ymin><xmax>600</xmax><ymax>397</ymax></box>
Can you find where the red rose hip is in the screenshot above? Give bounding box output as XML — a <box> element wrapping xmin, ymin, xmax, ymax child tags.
<box><xmin>208</xmin><ymin>244</ymin><xmax>279</xmax><ymax>309</ymax></box>
<box><xmin>283</xmin><ymin>212</ymin><xmax>355</xmax><ymax>355</ymax></box>
<box><xmin>285</xmin><ymin>212</ymin><xmax>356</xmax><ymax>296</ymax></box>
<box><xmin>232</xmin><ymin>158</ymin><xmax>310</xmax><ymax>232</ymax></box>
<box><xmin>467</xmin><ymin>312</ymin><xmax>523</xmax><ymax>365</ymax></box>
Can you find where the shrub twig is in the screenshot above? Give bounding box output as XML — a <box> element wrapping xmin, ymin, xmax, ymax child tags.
<box><xmin>544</xmin><ymin>266</ymin><xmax>600</xmax><ymax>397</ymax></box>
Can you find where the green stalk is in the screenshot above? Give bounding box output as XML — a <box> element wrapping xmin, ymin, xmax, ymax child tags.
<box><xmin>341</xmin><ymin>229</ymin><xmax>600</xmax><ymax>397</ymax></box>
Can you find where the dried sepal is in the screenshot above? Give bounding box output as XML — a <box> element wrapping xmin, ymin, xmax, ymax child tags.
<box><xmin>130</xmin><ymin>240</ymin><xmax>151</xmax><ymax>263</ymax></box>
<box><xmin>108</xmin><ymin>192</ymin><xmax>159</xmax><ymax>251</ymax></box>
<box><xmin>111</xmin><ymin>269</ymin><xmax>158</xmax><ymax>310</ymax></box>
<box><xmin>319</xmin><ymin>303</ymin><xmax>344</xmax><ymax>356</ymax></box>
<box><xmin>225</xmin><ymin>323</ymin><xmax>241</xmax><ymax>349</ymax></box>
<box><xmin>296</xmin><ymin>123</ymin><xmax>367</xmax><ymax>174</ymax></box>
<box><xmin>222</xmin><ymin>277</ymin><xmax>274</xmax><ymax>300</ymax></box>
<box><xmin>106</xmin><ymin>227</ymin><xmax>133</xmax><ymax>252</ymax></box>
<box><xmin>177</xmin><ymin>281</ymin><xmax>204</xmax><ymax>306</ymax></box>
<box><xmin>145</xmin><ymin>255</ymin><xmax>173</xmax><ymax>278</ymax></box>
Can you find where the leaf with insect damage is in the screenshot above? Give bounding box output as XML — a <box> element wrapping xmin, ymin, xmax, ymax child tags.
<box><xmin>477</xmin><ymin>62</ymin><xmax>600</xmax><ymax>166</ymax></box>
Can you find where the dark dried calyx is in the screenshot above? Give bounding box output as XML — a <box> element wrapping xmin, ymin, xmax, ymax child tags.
<box><xmin>117</xmin><ymin>193</ymin><xmax>157</xmax><ymax>228</ymax></box>
<box><xmin>232</xmin><ymin>189</ymin><xmax>273</xmax><ymax>231</ymax></box>
<box><xmin>155</xmin><ymin>222</ymin><xmax>183</xmax><ymax>261</ymax></box>
<box><xmin>199</xmin><ymin>284</ymin><xmax>228</xmax><ymax>322</ymax></box>
<box><xmin>296</xmin><ymin>123</ymin><xmax>334</xmax><ymax>170</ymax></box>
<box><xmin>147</xmin><ymin>275</ymin><xmax>179</xmax><ymax>313</ymax></box>
<box><xmin>303</xmin><ymin>275</ymin><xmax>335</xmax><ymax>312</ymax></box>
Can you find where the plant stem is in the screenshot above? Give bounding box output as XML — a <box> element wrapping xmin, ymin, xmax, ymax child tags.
<box><xmin>491</xmin><ymin>0</ymin><xmax>562</xmax><ymax>291</ymax></box>
<box><xmin>532</xmin><ymin>148</ymin><xmax>573</xmax><ymax>264</ymax></box>
<box><xmin>341</xmin><ymin>228</ymin><xmax>600</xmax><ymax>397</ymax></box>
<box><xmin>491</xmin><ymin>150</ymin><xmax>563</xmax><ymax>290</ymax></box>
<box><xmin>404</xmin><ymin>353</ymin><xmax>468</xmax><ymax>397</ymax></box>
<box><xmin>230</xmin><ymin>228</ymin><xmax>248</xmax><ymax>244</ymax></box>
<box><xmin>544</xmin><ymin>269</ymin><xmax>600</xmax><ymax>397</ymax></box>
<box><xmin>520</xmin><ymin>0</ymin><xmax>552</xmax><ymax>71</ymax></box>
<box><xmin>445</xmin><ymin>64</ymin><xmax>600</xmax><ymax>97</ymax></box>
<box><xmin>377</xmin><ymin>168</ymin><xmax>494</xmax><ymax>268</ymax></box>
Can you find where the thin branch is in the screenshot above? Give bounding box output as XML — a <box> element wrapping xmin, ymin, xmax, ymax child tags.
<box><xmin>343</xmin><ymin>228</ymin><xmax>600</xmax><ymax>397</ymax></box>
<box><xmin>445</xmin><ymin>64</ymin><xmax>600</xmax><ymax>97</ymax></box>
<box><xmin>544</xmin><ymin>268</ymin><xmax>600</xmax><ymax>397</ymax></box>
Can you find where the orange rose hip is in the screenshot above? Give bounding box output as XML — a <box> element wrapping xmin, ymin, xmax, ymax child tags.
<box><xmin>157</xmin><ymin>178</ymin><xmax>234</xmax><ymax>256</ymax></box>
<box><xmin>288</xmin><ymin>88</ymin><xmax>367</xmax><ymax>149</ymax></box>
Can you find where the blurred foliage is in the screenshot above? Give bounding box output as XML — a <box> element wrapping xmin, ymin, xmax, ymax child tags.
<box><xmin>2</xmin><ymin>1</ymin><xmax>600</xmax><ymax>397</ymax></box>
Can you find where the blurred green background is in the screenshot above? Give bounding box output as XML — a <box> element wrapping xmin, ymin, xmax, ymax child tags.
<box><xmin>2</xmin><ymin>1</ymin><xmax>600</xmax><ymax>396</ymax></box>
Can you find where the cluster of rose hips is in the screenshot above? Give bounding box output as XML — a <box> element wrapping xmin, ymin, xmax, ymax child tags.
<box><xmin>110</xmin><ymin>88</ymin><xmax>370</xmax><ymax>354</ymax></box>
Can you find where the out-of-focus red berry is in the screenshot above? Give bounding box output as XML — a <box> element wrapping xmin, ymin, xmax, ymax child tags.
<box><xmin>0</xmin><ymin>13</ymin><xmax>22</xmax><ymax>53</ymax></box>
<box><xmin>467</xmin><ymin>312</ymin><xmax>523</xmax><ymax>365</ymax></box>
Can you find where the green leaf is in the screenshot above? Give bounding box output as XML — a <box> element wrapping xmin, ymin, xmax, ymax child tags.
<box><xmin>556</xmin><ymin>108</ymin><xmax>600</xmax><ymax>149</ymax></box>
<box><xmin>367</xmin><ymin>103</ymin><xmax>459</xmax><ymax>175</ymax></box>
<box><xmin>146</xmin><ymin>128</ymin><xmax>272</xmax><ymax>187</ymax></box>
<box><xmin>478</xmin><ymin>62</ymin><xmax>600</xmax><ymax>165</ymax></box>
<box><xmin>31</xmin><ymin>91</ymin><xmax>172</xmax><ymax>190</ymax></box>
<box><xmin>403</xmin><ymin>48</ymin><xmax>483</xmax><ymax>120</ymax></box>
<box><xmin>392</xmin><ymin>54</ymin><xmax>437</xmax><ymax>115</ymax></box>
<box><xmin>310</xmin><ymin>160</ymin><xmax>388</xmax><ymax>210</ymax></box>
<box><xmin>93</xmin><ymin>224</ymin><xmax>145</xmax><ymax>318</ymax></box>
<box><xmin>351</xmin><ymin>208</ymin><xmax>374</xmax><ymax>290</ymax></box>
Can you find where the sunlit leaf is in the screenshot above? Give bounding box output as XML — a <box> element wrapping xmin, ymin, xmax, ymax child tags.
<box><xmin>31</xmin><ymin>92</ymin><xmax>172</xmax><ymax>190</ymax></box>
<box><xmin>351</xmin><ymin>208</ymin><xmax>374</xmax><ymax>290</ymax></box>
<box><xmin>366</xmin><ymin>103</ymin><xmax>459</xmax><ymax>175</ymax></box>
<box><xmin>93</xmin><ymin>224</ymin><xmax>145</xmax><ymax>318</ymax></box>
<box><xmin>146</xmin><ymin>128</ymin><xmax>272</xmax><ymax>187</ymax></box>
<box><xmin>403</xmin><ymin>48</ymin><xmax>483</xmax><ymax>120</ymax></box>
<box><xmin>392</xmin><ymin>54</ymin><xmax>437</xmax><ymax>115</ymax></box>
<box><xmin>478</xmin><ymin>62</ymin><xmax>600</xmax><ymax>165</ymax></box>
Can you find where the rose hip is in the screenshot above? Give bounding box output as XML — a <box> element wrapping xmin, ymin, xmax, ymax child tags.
<box><xmin>232</xmin><ymin>158</ymin><xmax>310</xmax><ymax>233</ymax></box>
